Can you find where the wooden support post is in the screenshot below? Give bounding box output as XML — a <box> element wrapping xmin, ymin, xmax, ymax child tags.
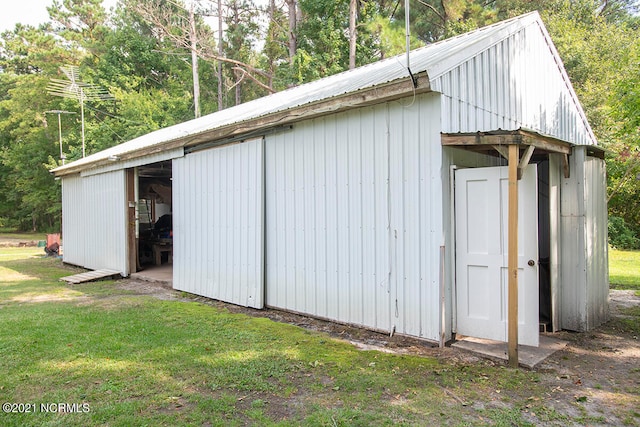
<box><xmin>126</xmin><ymin>168</ymin><xmax>138</xmax><ymax>275</ymax></box>
<box><xmin>508</xmin><ymin>144</ymin><xmax>519</xmax><ymax>368</ymax></box>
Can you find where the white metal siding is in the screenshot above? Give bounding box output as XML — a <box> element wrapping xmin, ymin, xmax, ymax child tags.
<box><xmin>434</xmin><ymin>22</ymin><xmax>594</xmax><ymax>146</ymax></box>
<box><xmin>61</xmin><ymin>174</ymin><xmax>86</xmax><ymax>267</ymax></box>
<box><xmin>584</xmin><ymin>156</ymin><xmax>609</xmax><ymax>327</ymax></box>
<box><xmin>265</xmin><ymin>93</ymin><xmax>443</xmax><ymax>341</ymax></box>
<box><xmin>173</xmin><ymin>138</ymin><xmax>264</xmax><ymax>309</ymax></box>
<box><xmin>82</xmin><ymin>171</ymin><xmax>128</xmax><ymax>274</ymax></box>
<box><xmin>559</xmin><ymin>147</ymin><xmax>608</xmax><ymax>331</ymax></box>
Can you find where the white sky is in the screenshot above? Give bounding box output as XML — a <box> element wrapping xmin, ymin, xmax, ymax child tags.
<box><xmin>0</xmin><ymin>0</ymin><xmax>118</xmax><ymax>33</ymax></box>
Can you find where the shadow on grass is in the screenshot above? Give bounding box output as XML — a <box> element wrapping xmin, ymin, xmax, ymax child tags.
<box><xmin>4</xmin><ymin>252</ymin><xmax>632</xmax><ymax>426</ymax></box>
<box><xmin>0</xmin><ymin>298</ymin><xmax>452</xmax><ymax>426</ymax></box>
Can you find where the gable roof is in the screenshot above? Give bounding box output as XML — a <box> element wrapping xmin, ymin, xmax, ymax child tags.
<box><xmin>53</xmin><ymin>11</ymin><xmax>595</xmax><ymax>176</ymax></box>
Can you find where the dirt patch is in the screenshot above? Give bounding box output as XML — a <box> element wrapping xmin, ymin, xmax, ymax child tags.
<box><xmin>535</xmin><ymin>291</ymin><xmax>640</xmax><ymax>425</ymax></box>
<box><xmin>116</xmin><ymin>280</ymin><xmax>180</xmax><ymax>301</ymax></box>
<box><xmin>0</xmin><ymin>239</ymin><xmax>39</xmax><ymax>247</ymax></box>
<box><xmin>0</xmin><ymin>234</ymin><xmax>46</xmax><ymax>248</ymax></box>
<box><xmin>115</xmin><ymin>279</ymin><xmax>640</xmax><ymax>425</ymax></box>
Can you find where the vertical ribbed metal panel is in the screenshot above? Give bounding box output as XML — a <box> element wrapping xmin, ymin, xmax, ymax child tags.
<box><xmin>435</xmin><ymin>23</ymin><xmax>593</xmax><ymax>146</ymax></box>
<box><xmin>61</xmin><ymin>174</ymin><xmax>86</xmax><ymax>268</ymax></box>
<box><xmin>584</xmin><ymin>156</ymin><xmax>609</xmax><ymax>328</ymax></box>
<box><xmin>173</xmin><ymin>138</ymin><xmax>264</xmax><ymax>309</ymax></box>
<box><xmin>82</xmin><ymin>170</ymin><xmax>128</xmax><ymax>274</ymax></box>
<box><xmin>560</xmin><ymin>148</ymin><xmax>608</xmax><ymax>331</ymax></box>
<box><xmin>388</xmin><ymin>93</ymin><xmax>444</xmax><ymax>341</ymax></box>
<box><xmin>265</xmin><ymin>93</ymin><xmax>443</xmax><ymax>341</ymax></box>
<box><xmin>560</xmin><ymin>148</ymin><xmax>587</xmax><ymax>331</ymax></box>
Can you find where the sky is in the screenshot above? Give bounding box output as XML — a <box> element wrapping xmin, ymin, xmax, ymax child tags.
<box><xmin>0</xmin><ymin>0</ymin><xmax>118</xmax><ymax>33</ymax></box>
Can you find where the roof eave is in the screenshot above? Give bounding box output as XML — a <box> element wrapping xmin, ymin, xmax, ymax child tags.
<box><xmin>53</xmin><ymin>73</ymin><xmax>430</xmax><ymax>177</ymax></box>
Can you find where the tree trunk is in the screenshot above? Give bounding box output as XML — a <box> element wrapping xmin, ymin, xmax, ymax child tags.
<box><xmin>349</xmin><ymin>0</ymin><xmax>357</xmax><ymax>69</ymax></box>
<box><xmin>217</xmin><ymin>0</ymin><xmax>224</xmax><ymax>110</ymax></box>
<box><xmin>189</xmin><ymin>2</ymin><xmax>201</xmax><ymax>118</ymax></box>
<box><xmin>287</xmin><ymin>0</ymin><xmax>297</xmax><ymax>63</ymax></box>
<box><xmin>267</xmin><ymin>0</ymin><xmax>276</xmax><ymax>89</ymax></box>
<box><xmin>231</xmin><ymin>1</ymin><xmax>241</xmax><ymax>105</ymax></box>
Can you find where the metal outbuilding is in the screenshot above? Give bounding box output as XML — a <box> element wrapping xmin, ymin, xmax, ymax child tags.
<box><xmin>51</xmin><ymin>12</ymin><xmax>608</xmax><ymax>353</ymax></box>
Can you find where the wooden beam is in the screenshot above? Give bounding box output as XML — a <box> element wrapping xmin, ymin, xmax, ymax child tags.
<box><xmin>442</xmin><ymin>133</ymin><xmax>521</xmax><ymax>147</ymax></box>
<box><xmin>519</xmin><ymin>130</ymin><xmax>572</xmax><ymax>154</ymax></box>
<box><xmin>508</xmin><ymin>144</ymin><xmax>519</xmax><ymax>368</ymax></box>
<box><xmin>517</xmin><ymin>145</ymin><xmax>535</xmax><ymax>180</ymax></box>
<box><xmin>441</xmin><ymin>131</ymin><xmax>572</xmax><ymax>155</ymax></box>
<box><xmin>562</xmin><ymin>154</ymin><xmax>570</xmax><ymax>178</ymax></box>
<box><xmin>493</xmin><ymin>144</ymin><xmax>509</xmax><ymax>161</ymax></box>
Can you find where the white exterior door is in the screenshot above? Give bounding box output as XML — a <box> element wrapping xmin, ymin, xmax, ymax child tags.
<box><xmin>455</xmin><ymin>166</ymin><xmax>539</xmax><ymax>346</ymax></box>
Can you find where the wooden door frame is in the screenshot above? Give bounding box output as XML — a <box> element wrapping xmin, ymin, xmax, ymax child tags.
<box><xmin>443</xmin><ymin>129</ymin><xmax>572</xmax><ymax>367</ymax></box>
<box><xmin>126</xmin><ymin>168</ymin><xmax>138</xmax><ymax>275</ymax></box>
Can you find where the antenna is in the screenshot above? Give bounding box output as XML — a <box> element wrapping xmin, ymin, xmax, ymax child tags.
<box><xmin>45</xmin><ymin>110</ymin><xmax>75</xmax><ymax>164</ymax></box>
<box><xmin>47</xmin><ymin>65</ymin><xmax>114</xmax><ymax>157</ymax></box>
<box><xmin>404</xmin><ymin>0</ymin><xmax>417</xmax><ymax>88</ymax></box>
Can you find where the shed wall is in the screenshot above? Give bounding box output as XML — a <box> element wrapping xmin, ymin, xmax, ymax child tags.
<box><xmin>434</xmin><ymin>22</ymin><xmax>593</xmax><ymax>146</ymax></box>
<box><xmin>584</xmin><ymin>156</ymin><xmax>609</xmax><ymax>327</ymax></box>
<box><xmin>173</xmin><ymin>138</ymin><xmax>264</xmax><ymax>309</ymax></box>
<box><xmin>61</xmin><ymin>174</ymin><xmax>86</xmax><ymax>268</ymax></box>
<box><xmin>265</xmin><ymin>93</ymin><xmax>443</xmax><ymax>341</ymax></box>
<box><xmin>560</xmin><ymin>147</ymin><xmax>608</xmax><ymax>331</ymax></box>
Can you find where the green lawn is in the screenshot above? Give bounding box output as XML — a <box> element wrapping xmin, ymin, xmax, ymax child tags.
<box><xmin>0</xmin><ymin>229</ymin><xmax>46</xmax><ymax>242</ymax></box>
<box><xmin>0</xmin><ymin>248</ymin><xmax>583</xmax><ymax>427</ymax></box>
<box><xmin>1</xmin><ymin>245</ymin><xmax>638</xmax><ymax>426</ymax></box>
<box><xmin>609</xmin><ymin>248</ymin><xmax>640</xmax><ymax>292</ymax></box>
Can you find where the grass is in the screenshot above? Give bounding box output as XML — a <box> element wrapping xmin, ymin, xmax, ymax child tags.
<box><xmin>0</xmin><ymin>248</ymin><xmax>548</xmax><ymax>427</ymax></box>
<box><xmin>0</xmin><ymin>229</ymin><xmax>47</xmax><ymax>242</ymax></box>
<box><xmin>0</xmin><ymin>244</ymin><xmax>639</xmax><ymax>426</ymax></box>
<box><xmin>609</xmin><ymin>248</ymin><xmax>640</xmax><ymax>292</ymax></box>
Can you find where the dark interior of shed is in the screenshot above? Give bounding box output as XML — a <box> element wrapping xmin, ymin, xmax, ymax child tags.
<box><xmin>136</xmin><ymin>160</ymin><xmax>173</xmax><ymax>268</ymax></box>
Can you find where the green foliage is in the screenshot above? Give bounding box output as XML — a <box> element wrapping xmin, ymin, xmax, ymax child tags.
<box><xmin>542</xmin><ymin>1</ymin><xmax>640</xmax><ymax>244</ymax></box>
<box><xmin>609</xmin><ymin>216</ymin><xmax>640</xmax><ymax>250</ymax></box>
<box><xmin>291</xmin><ymin>0</ymin><xmax>383</xmax><ymax>83</ymax></box>
<box><xmin>0</xmin><ymin>73</ymin><xmax>63</xmax><ymax>231</ymax></box>
<box><xmin>0</xmin><ymin>0</ymin><xmax>638</xmax><ymax>233</ymax></box>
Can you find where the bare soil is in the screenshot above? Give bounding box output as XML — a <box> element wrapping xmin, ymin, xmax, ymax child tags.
<box><xmin>117</xmin><ymin>278</ymin><xmax>640</xmax><ymax>425</ymax></box>
<box><xmin>0</xmin><ymin>238</ymin><xmax>40</xmax><ymax>247</ymax></box>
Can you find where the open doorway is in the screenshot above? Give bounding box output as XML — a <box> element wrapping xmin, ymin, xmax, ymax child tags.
<box><xmin>537</xmin><ymin>159</ymin><xmax>554</xmax><ymax>332</ymax></box>
<box><xmin>136</xmin><ymin>160</ymin><xmax>173</xmax><ymax>272</ymax></box>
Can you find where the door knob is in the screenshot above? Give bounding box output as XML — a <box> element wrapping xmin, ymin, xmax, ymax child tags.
<box><xmin>527</xmin><ymin>259</ymin><xmax>536</xmax><ymax>266</ymax></box>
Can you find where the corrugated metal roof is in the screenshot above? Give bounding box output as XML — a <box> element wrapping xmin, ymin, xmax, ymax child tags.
<box><xmin>52</xmin><ymin>11</ymin><xmax>594</xmax><ymax>175</ymax></box>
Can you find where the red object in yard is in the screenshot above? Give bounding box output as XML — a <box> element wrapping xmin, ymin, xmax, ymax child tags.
<box><xmin>45</xmin><ymin>233</ymin><xmax>61</xmax><ymax>256</ymax></box>
<box><xmin>46</xmin><ymin>233</ymin><xmax>60</xmax><ymax>247</ymax></box>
